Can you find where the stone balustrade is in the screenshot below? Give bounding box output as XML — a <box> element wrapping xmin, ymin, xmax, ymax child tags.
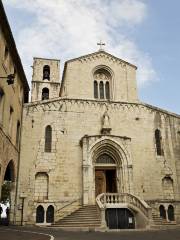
<box><xmin>96</xmin><ymin>193</ymin><xmax>151</xmax><ymax>218</ymax></box>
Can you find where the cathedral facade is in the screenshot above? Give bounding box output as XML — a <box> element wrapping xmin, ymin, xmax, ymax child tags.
<box><xmin>15</xmin><ymin>50</ymin><xmax>180</xmax><ymax>229</ymax></box>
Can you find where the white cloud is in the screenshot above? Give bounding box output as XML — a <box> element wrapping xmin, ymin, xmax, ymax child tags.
<box><xmin>4</xmin><ymin>0</ymin><xmax>157</xmax><ymax>87</ymax></box>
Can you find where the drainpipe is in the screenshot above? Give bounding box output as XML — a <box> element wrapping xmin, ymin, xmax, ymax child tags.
<box><xmin>20</xmin><ymin>196</ymin><xmax>25</xmax><ymax>226</ymax></box>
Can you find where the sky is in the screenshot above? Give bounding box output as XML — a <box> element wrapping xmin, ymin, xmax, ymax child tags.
<box><xmin>2</xmin><ymin>0</ymin><xmax>180</xmax><ymax>114</ymax></box>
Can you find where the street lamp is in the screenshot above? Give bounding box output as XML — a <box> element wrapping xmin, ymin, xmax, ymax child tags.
<box><xmin>0</xmin><ymin>74</ymin><xmax>15</xmax><ymax>85</ymax></box>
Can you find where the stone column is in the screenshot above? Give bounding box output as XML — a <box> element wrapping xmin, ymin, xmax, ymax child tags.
<box><xmin>100</xmin><ymin>208</ymin><xmax>107</xmax><ymax>229</ymax></box>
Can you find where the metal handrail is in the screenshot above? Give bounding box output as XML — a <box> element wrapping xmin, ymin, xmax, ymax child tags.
<box><xmin>56</xmin><ymin>198</ymin><xmax>82</xmax><ymax>214</ymax></box>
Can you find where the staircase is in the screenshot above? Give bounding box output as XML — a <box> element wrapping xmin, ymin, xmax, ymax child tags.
<box><xmin>151</xmin><ymin>211</ymin><xmax>177</xmax><ymax>229</ymax></box>
<box><xmin>53</xmin><ymin>205</ymin><xmax>101</xmax><ymax>228</ymax></box>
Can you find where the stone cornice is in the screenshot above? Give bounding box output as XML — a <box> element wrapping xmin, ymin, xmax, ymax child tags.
<box><xmin>65</xmin><ymin>50</ymin><xmax>137</xmax><ymax>69</ymax></box>
<box><xmin>23</xmin><ymin>97</ymin><xmax>180</xmax><ymax>119</ymax></box>
<box><xmin>32</xmin><ymin>80</ymin><xmax>60</xmax><ymax>85</ymax></box>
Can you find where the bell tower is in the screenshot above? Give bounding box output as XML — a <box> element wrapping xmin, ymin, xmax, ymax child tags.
<box><xmin>31</xmin><ymin>57</ymin><xmax>60</xmax><ymax>102</ymax></box>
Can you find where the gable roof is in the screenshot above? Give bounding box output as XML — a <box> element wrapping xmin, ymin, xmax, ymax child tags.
<box><xmin>65</xmin><ymin>50</ymin><xmax>137</xmax><ymax>69</ymax></box>
<box><xmin>60</xmin><ymin>50</ymin><xmax>137</xmax><ymax>95</ymax></box>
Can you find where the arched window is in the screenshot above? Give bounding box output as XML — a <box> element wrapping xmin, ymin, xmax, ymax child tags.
<box><xmin>155</xmin><ymin>129</ymin><xmax>162</xmax><ymax>155</ymax></box>
<box><xmin>4</xmin><ymin>160</ymin><xmax>15</xmax><ymax>182</ymax></box>
<box><xmin>105</xmin><ymin>82</ymin><xmax>110</xmax><ymax>100</ymax></box>
<box><xmin>36</xmin><ymin>205</ymin><xmax>45</xmax><ymax>223</ymax></box>
<box><xmin>43</xmin><ymin>65</ymin><xmax>50</xmax><ymax>80</ymax></box>
<box><xmin>35</xmin><ymin>173</ymin><xmax>49</xmax><ymax>201</ymax></box>
<box><xmin>159</xmin><ymin>205</ymin><xmax>166</xmax><ymax>219</ymax></box>
<box><xmin>94</xmin><ymin>81</ymin><xmax>98</xmax><ymax>98</ymax></box>
<box><xmin>0</xmin><ymin>88</ymin><xmax>4</xmax><ymax>124</ymax></box>
<box><xmin>46</xmin><ymin>205</ymin><xmax>54</xmax><ymax>223</ymax></box>
<box><xmin>99</xmin><ymin>81</ymin><xmax>104</xmax><ymax>99</ymax></box>
<box><xmin>45</xmin><ymin>125</ymin><xmax>52</xmax><ymax>152</ymax></box>
<box><xmin>168</xmin><ymin>205</ymin><xmax>175</xmax><ymax>221</ymax></box>
<box><xmin>16</xmin><ymin>121</ymin><xmax>20</xmax><ymax>147</ymax></box>
<box><xmin>42</xmin><ymin>88</ymin><xmax>49</xmax><ymax>100</ymax></box>
<box><xmin>93</xmin><ymin>68</ymin><xmax>111</xmax><ymax>100</ymax></box>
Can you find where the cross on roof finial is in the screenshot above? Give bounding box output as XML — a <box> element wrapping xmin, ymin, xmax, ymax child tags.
<box><xmin>97</xmin><ymin>40</ymin><xmax>105</xmax><ymax>51</ymax></box>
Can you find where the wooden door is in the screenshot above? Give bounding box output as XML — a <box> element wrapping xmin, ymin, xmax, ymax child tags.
<box><xmin>106</xmin><ymin>208</ymin><xmax>135</xmax><ymax>229</ymax></box>
<box><xmin>95</xmin><ymin>170</ymin><xmax>106</xmax><ymax>197</ymax></box>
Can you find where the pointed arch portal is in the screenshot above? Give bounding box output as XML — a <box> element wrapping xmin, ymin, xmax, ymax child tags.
<box><xmin>81</xmin><ymin>135</ymin><xmax>133</xmax><ymax>205</ymax></box>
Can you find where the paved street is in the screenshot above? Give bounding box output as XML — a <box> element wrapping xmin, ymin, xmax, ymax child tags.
<box><xmin>1</xmin><ymin>226</ymin><xmax>180</xmax><ymax>240</ymax></box>
<box><xmin>0</xmin><ymin>227</ymin><xmax>51</xmax><ymax>240</ymax></box>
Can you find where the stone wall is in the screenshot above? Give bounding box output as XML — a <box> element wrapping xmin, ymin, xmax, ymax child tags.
<box><xmin>15</xmin><ymin>98</ymin><xmax>180</xmax><ymax>224</ymax></box>
<box><xmin>60</xmin><ymin>52</ymin><xmax>138</xmax><ymax>103</ymax></box>
<box><xmin>31</xmin><ymin>58</ymin><xmax>60</xmax><ymax>102</ymax></box>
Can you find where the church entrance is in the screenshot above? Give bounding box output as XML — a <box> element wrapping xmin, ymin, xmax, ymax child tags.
<box><xmin>95</xmin><ymin>169</ymin><xmax>117</xmax><ymax>196</ymax></box>
<box><xmin>95</xmin><ymin>153</ymin><xmax>118</xmax><ymax>197</ymax></box>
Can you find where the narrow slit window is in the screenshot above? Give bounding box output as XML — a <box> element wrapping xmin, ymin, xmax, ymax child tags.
<box><xmin>0</xmin><ymin>88</ymin><xmax>4</xmax><ymax>123</ymax></box>
<box><xmin>94</xmin><ymin>81</ymin><xmax>98</xmax><ymax>98</ymax></box>
<box><xmin>155</xmin><ymin>129</ymin><xmax>162</xmax><ymax>155</ymax></box>
<box><xmin>16</xmin><ymin>121</ymin><xmax>20</xmax><ymax>147</ymax></box>
<box><xmin>105</xmin><ymin>81</ymin><xmax>110</xmax><ymax>100</ymax></box>
<box><xmin>99</xmin><ymin>81</ymin><xmax>104</xmax><ymax>99</ymax></box>
<box><xmin>45</xmin><ymin>125</ymin><xmax>52</xmax><ymax>152</ymax></box>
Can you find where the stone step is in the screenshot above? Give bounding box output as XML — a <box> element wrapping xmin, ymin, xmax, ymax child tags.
<box><xmin>64</xmin><ymin>212</ymin><xmax>100</xmax><ymax>216</ymax></box>
<box><xmin>58</xmin><ymin>221</ymin><xmax>101</xmax><ymax>225</ymax></box>
<box><xmin>60</xmin><ymin>216</ymin><xmax>101</xmax><ymax>221</ymax></box>
<box><xmin>54</xmin><ymin>205</ymin><xmax>101</xmax><ymax>228</ymax></box>
<box><xmin>59</xmin><ymin>218</ymin><xmax>101</xmax><ymax>222</ymax></box>
<box><xmin>61</xmin><ymin>212</ymin><xmax>100</xmax><ymax>217</ymax></box>
<box><xmin>52</xmin><ymin>224</ymin><xmax>100</xmax><ymax>228</ymax></box>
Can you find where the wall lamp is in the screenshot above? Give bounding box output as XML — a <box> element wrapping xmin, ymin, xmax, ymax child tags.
<box><xmin>0</xmin><ymin>74</ymin><xmax>15</xmax><ymax>85</ymax></box>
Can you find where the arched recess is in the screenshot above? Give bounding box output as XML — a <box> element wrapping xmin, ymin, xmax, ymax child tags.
<box><xmin>42</xmin><ymin>88</ymin><xmax>49</xmax><ymax>100</ymax></box>
<box><xmin>36</xmin><ymin>205</ymin><xmax>45</xmax><ymax>223</ymax></box>
<box><xmin>4</xmin><ymin>160</ymin><xmax>15</xmax><ymax>182</ymax></box>
<box><xmin>82</xmin><ymin>137</ymin><xmax>133</xmax><ymax>205</ymax></box>
<box><xmin>162</xmin><ymin>176</ymin><xmax>174</xmax><ymax>199</ymax></box>
<box><xmin>159</xmin><ymin>205</ymin><xmax>166</xmax><ymax>219</ymax></box>
<box><xmin>35</xmin><ymin>172</ymin><xmax>49</xmax><ymax>201</ymax></box>
<box><xmin>46</xmin><ymin>205</ymin><xmax>54</xmax><ymax>223</ymax></box>
<box><xmin>43</xmin><ymin>65</ymin><xmax>50</xmax><ymax>80</ymax></box>
<box><xmin>167</xmin><ymin>205</ymin><xmax>175</xmax><ymax>221</ymax></box>
<box><xmin>1</xmin><ymin>160</ymin><xmax>15</xmax><ymax>203</ymax></box>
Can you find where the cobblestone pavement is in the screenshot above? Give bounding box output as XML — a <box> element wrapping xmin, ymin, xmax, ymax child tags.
<box><xmin>1</xmin><ymin>226</ymin><xmax>180</xmax><ymax>240</ymax></box>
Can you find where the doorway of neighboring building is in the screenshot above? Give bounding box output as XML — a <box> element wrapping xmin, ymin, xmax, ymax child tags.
<box><xmin>0</xmin><ymin>160</ymin><xmax>15</xmax><ymax>225</ymax></box>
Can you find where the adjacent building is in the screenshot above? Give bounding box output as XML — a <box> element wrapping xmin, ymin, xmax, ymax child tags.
<box><xmin>0</xmin><ymin>0</ymin><xmax>29</xmax><ymax>220</ymax></box>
